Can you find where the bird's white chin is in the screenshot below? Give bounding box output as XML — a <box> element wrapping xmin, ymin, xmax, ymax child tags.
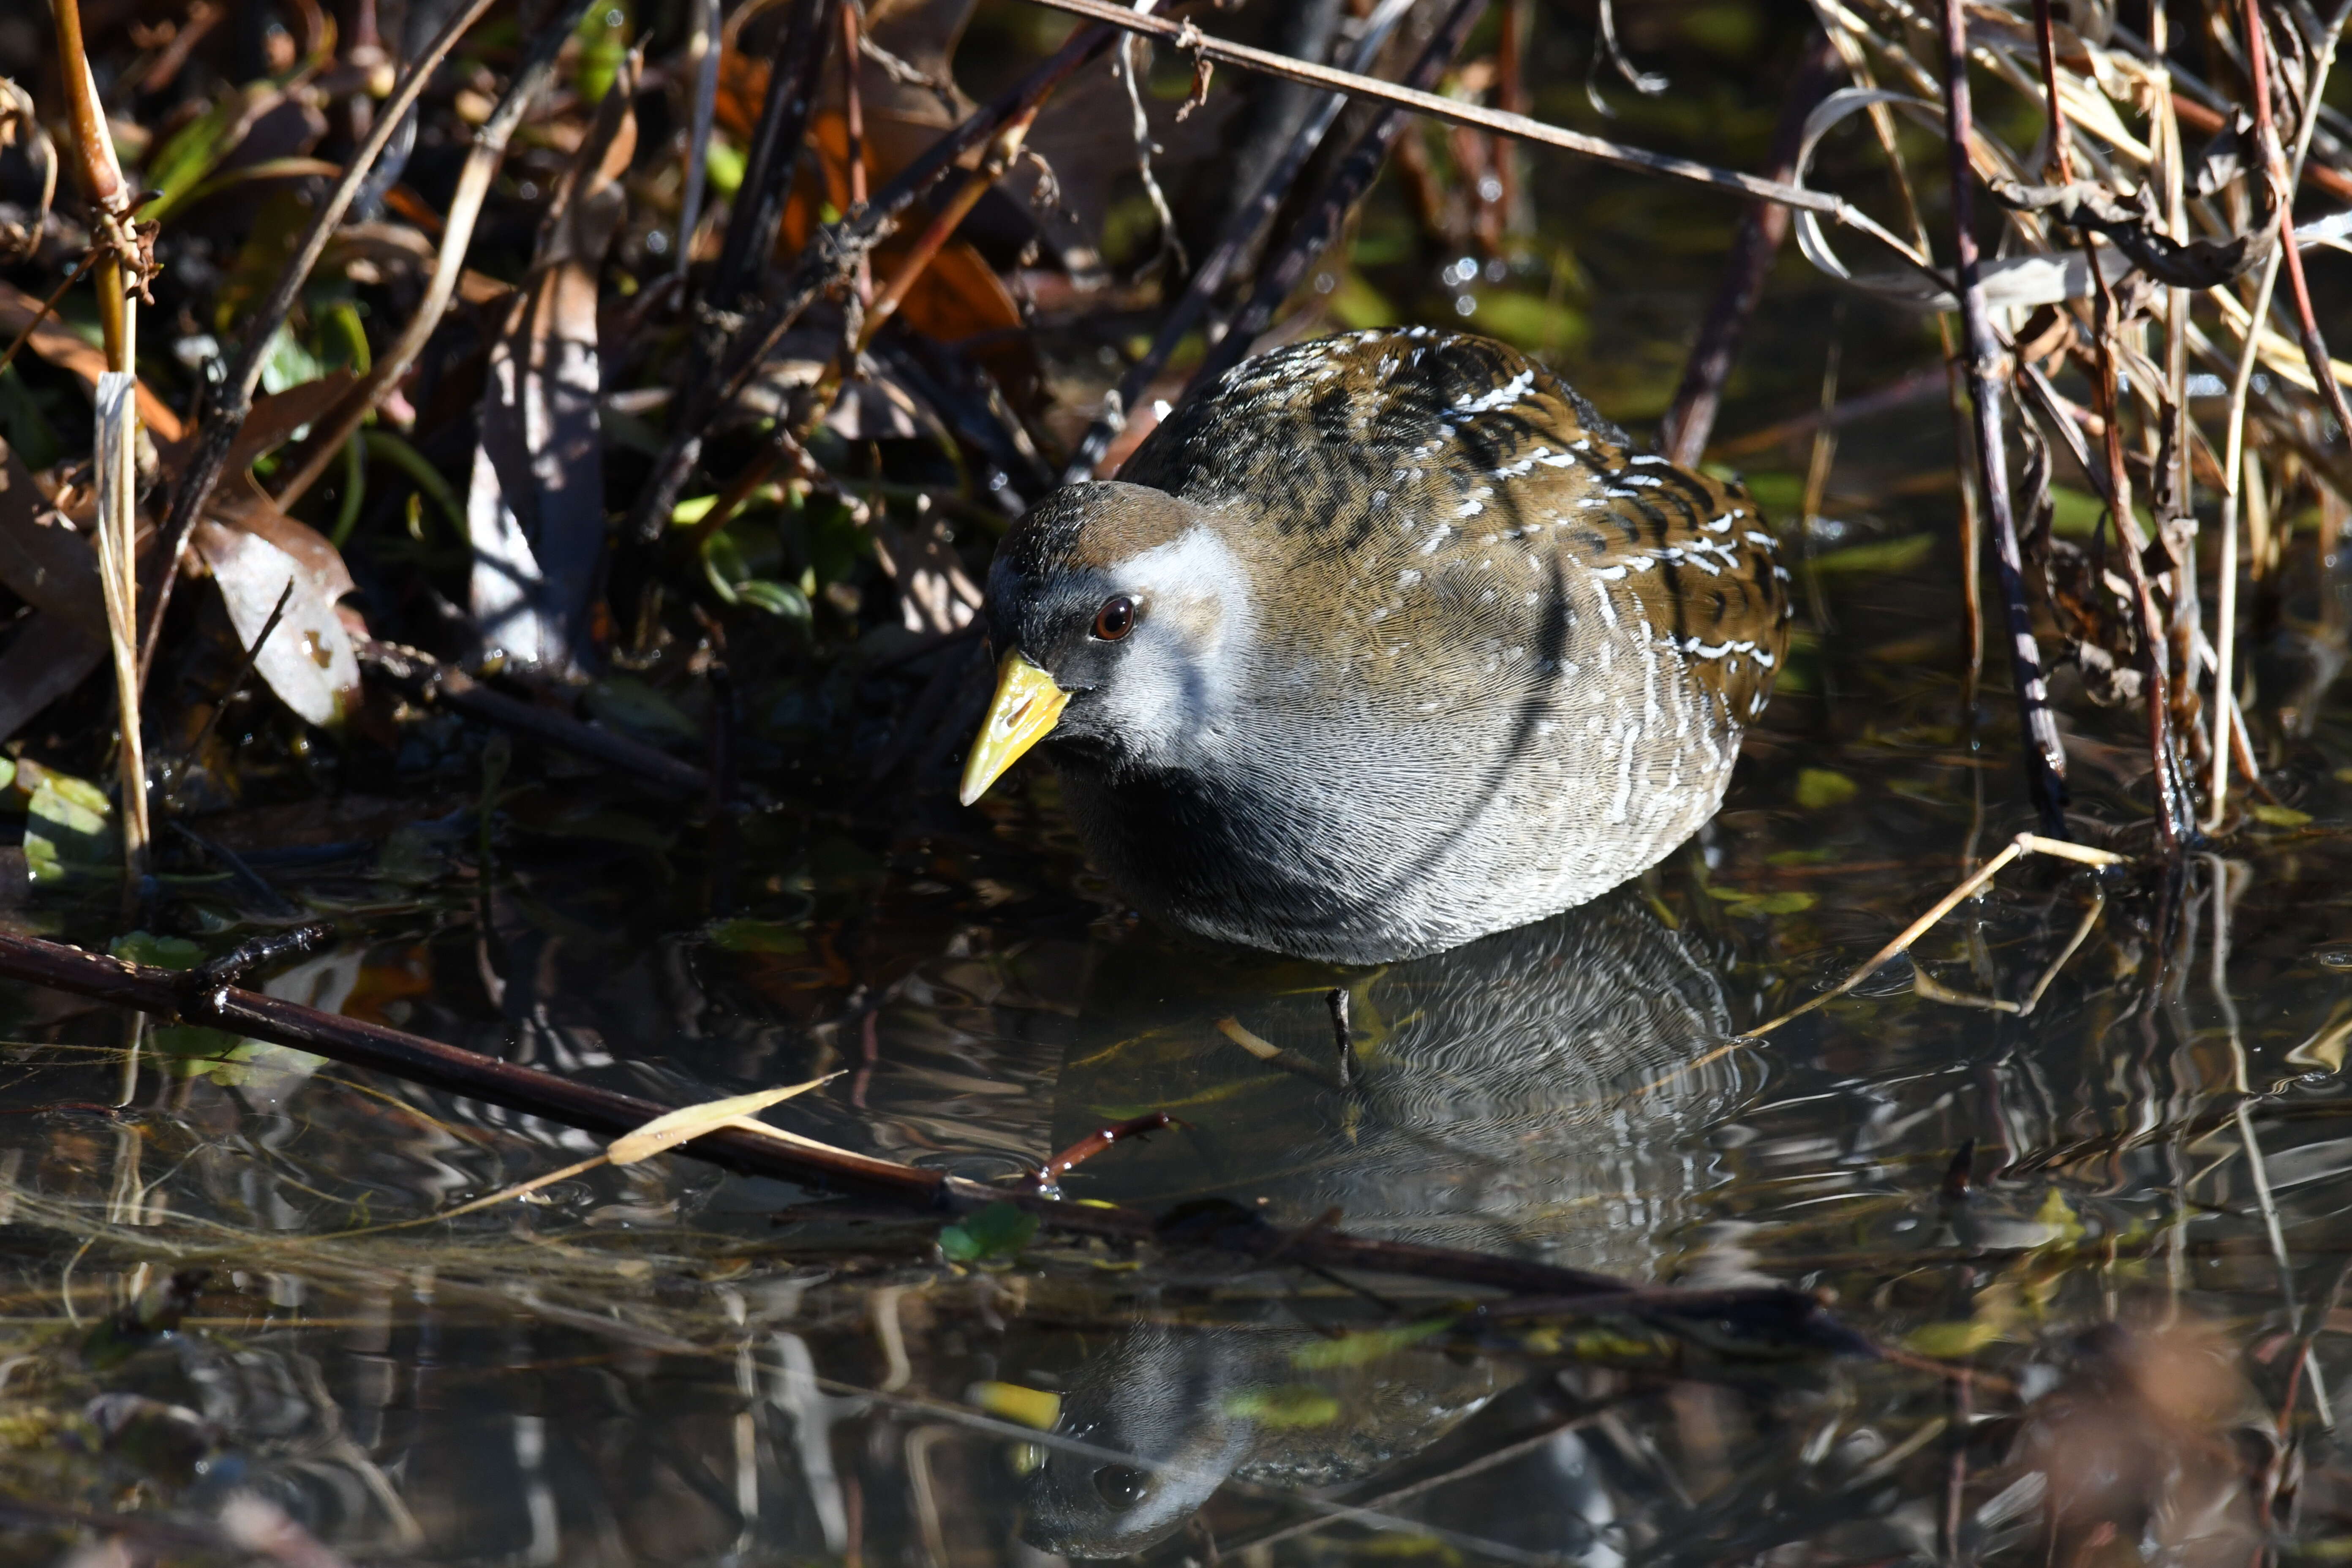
<box><xmin>1089</xmin><ymin>523</ymin><xmax>1255</xmax><ymax>767</ymax></box>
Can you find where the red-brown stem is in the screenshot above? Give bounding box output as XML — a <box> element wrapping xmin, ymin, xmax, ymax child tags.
<box><xmin>49</xmin><ymin>0</ymin><xmax>121</xmax><ymax>209</ymax></box>
<box><xmin>2030</xmin><ymin>0</ymin><xmax>2074</xmax><ymax>181</ymax></box>
<box><xmin>0</xmin><ymin>928</ymin><xmax>1841</xmax><ymax>1316</ymax></box>
<box><xmin>1659</xmin><ymin>33</ymin><xmax>1837</xmax><ymax>467</ymax></box>
<box><xmin>1033</xmin><ymin>1112</ymin><xmax>1180</xmax><ymax>1186</ymax></box>
<box><xmin>1493</xmin><ymin>0</ymin><xmax>1528</xmax><ymax>230</ymax></box>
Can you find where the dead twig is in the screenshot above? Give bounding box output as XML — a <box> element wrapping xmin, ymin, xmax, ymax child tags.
<box><xmin>1014</xmin><ymin>0</ymin><xmax>1928</xmax><ymax>281</ymax></box>
<box><xmin>1060</xmin><ymin>0</ymin><xmax>1419</xmax><ymax>481</ymax></box>
<box><xmin>1030</xmin><ymin>1112</ymin><xmax>1180</xmax><ymax>1190</ymax></box>
<box><xmin>1189</xmin><ymin>0</ymin><xmax>1491</xmax><ymax>394</ymax></box>
<box><xmin>619</xmin><ymin>18</ymin><xmax>1129</xmax><ymax>561</ymax></box>
<box><xmin>272</xmin><ymin>0</ymin><xmax>599</xmax><ymax>511</ymax></box>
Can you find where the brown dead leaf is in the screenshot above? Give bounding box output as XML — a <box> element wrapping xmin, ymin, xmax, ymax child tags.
<box><xmin>223</xmin><ymin>370</ymin><xmax>359</xmax><ymax>475</ymax></box>
<box><xmin>779</xmin><ymin>110</ymin><xmax>1031</xmax><ymax>390</ymax></box>
<box><xmin>0</xmin><ymin>436</ymin><xmax>103</xmax><ymax>638</ymax></box>
<box><xmin>0</xmin><ymin>435</ymin><xmax>104</xmax><ymax>743</ymax></box>
<box><xmin>0</xmin><ymin>281</ymin><xmax>186</xmax><ymax>442</ymax></box>
<box><xmin>0</xmin><ymin>612</ymin><xmax>104</xmax><ymax>745</ymax></box>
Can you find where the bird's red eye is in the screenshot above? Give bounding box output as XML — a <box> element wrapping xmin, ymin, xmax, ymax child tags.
<box><xmin>1093</xmin><ymin>595</ymin><xmax>1137</xmax><ymax>641</ymax></box>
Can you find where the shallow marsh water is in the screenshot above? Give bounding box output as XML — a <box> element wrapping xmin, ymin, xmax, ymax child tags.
<box><xmin>8</xmin><ymin>535</ymin><xmax>2352</xmax><ymax>1565</ymax></box>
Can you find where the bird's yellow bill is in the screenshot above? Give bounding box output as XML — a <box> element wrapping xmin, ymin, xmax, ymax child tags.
<box><xmin>958</xmin><ymin>653</ymin><xmax>1069</xmax><ymax>805</ymax></box>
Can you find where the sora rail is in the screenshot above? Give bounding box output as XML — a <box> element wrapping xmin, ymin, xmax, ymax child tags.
<box><xmin>960</xmin><ymin>327</ymin><xmax>1788</xmax><ymax>964</ymax></box>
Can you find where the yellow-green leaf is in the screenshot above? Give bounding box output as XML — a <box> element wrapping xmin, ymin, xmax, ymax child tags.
<box><xmin>1810</xmin><ymin>534</ymin><xmax>1936</xmax><ymax>577</ymax></box>
<box><xmin>1905</xmin><ymin>1318</ymin><xmax>2001</xmax><ymax>1358</ymax></box>
<box><xmin>1288</xmin><ymin>1319</ymin><xmax>1450</xmax><ymax>1369</ymax></box>
<box><xmin>969</xmin><ymin>1381</ymin><xmax>1060</xmax><ymax>1430</ymax></box>
<box><xmin>1223</xmin><ymin>1386</ymin><xmax>1340</xmax><ymax>1427</ymax></box>
<box><xmin>1794</xmin><ymin>768</ymin><xmax>1858</xmax><ymax>809</ymax></box>
<box><xmin>2250</xmin><ymin>803</ymin><xmax>2312</xmax><ymax>828</ymax></box>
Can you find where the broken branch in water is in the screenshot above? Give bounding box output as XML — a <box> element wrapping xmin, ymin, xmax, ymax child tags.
<box><xmin>1747</xmin><ymin>832</ymin><xmax>2126</xmax><ymax>1038</ymax></box>
<box><xmin>1031</xmin><ymin>1111</ymin><xmax>1181</xmax><ymax>1189</ymax></box>
<box><xmin>0</xmin><ymin>927</ymin><xmax>1854</xmax><ymax>1346</ymax></box>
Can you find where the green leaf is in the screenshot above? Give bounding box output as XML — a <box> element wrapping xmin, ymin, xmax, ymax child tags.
<box><xmin>2033</xmin><ymin>1186</ymin><xmax>2086</xmax><ymax>1246</ymax></box>
<box><xmin>1222</xmin><ymin>1386</ymin><xmax>1340</xmax><ymax>1427</ymax></box>
<box><xmin>574</xmin><ymin>0</ymin><xmax>632</xmax><ymax>104</ymax></box>
<box><xmin>1794</xmin><ymin>768</ymin><xmax>1859</xmax><ymax>809</ymax></box>
<box><xmin>705</xmin><ymin>139</ymin><xmax>746</xmax><ymax>198</ymax></box>
<box><xmin>2250</xmin><ymin>802</ymin><xmax>2313</xmax><ymax>827</ymax></box>
<box><xmin>939</xmin><ymin>1201</ymin><xmax>1038</xmax><ymax>1264</ymax></box>
<box><xmin>258</xmin><ymin>323</ymin><xmax>328</xmax><ymax>396</ymax></box>
<box><xmin>1705</xmin><ymin>887</ymin><xmax>1817</xmax><ymax>917</ymax></box>
<box><xmin>1470</xmin><ymin>289</ymin><xmax>1587</xmax><ymax>353</ymax></box>
<box><xmin>81</xmin><ymin>1269</ymin><xmax>210</xmax><ymax>1369</ymax></box>
<box><xmin>1288</xmin><ymin>1319</ymin><xmax>1450</xmax><ymax>1369</ymax></box>
<box><xmin>585</xmin><ymin>677</ymin><xmax>700</xmax><ymax>744</ymax></box>
<box><xmin>109</xmin><ymin>932</ymin><xmax>204</xmax><ymax>970</ymax></box>
<box><xmin>1323</xmin><ymin>272</ymin><xmax>1397</xmax><ymax>331</ymax></box>
<box><xmin>24</xmin><ymin>771</ymin><xmax>115</xmax><ymax>888</ymax></box>
<box><xmin>733</xmin><ymin>579</ymin><xmax>814</xmax><ymax>623</ymax></box>
<box><xmin>140</xmin><ymin>90</ymin><xmax>244</xmax><ymax>223</ymax></box>
<box><xmin>1903</xmin><ymin>1318</ymin><xmax>2001</xmax><ymax>1358</ymax></box>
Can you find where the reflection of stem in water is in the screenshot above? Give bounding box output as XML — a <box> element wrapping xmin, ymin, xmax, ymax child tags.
<box><xmin>1904</xmin><ymin>893</ymin><xmax>2104</xmax><ymax>1018</ymax></box>
<box><xmin>904</xmin><ymin>1424</ymin><xmax>954</xmax><ymax>1568</ymax></box>
<box><xmin>115</xmin><ymin>1009</ymin><xmax>142</xmax><ymax>1108</ymax></box>
<box><xmin>801</xmin><ymin>1357</ymin><xmax>1536</xmax><ymax>1561</ymax></box>
<box><xmin>2207</xmin><ymin>851</ymin><xmax>2335</xmax><ymax>1429</ymax></box>
<box><xmin>1796</xmin><ymin>323</ymin><xmax>1840</xmax><ymax>642</ymax></box>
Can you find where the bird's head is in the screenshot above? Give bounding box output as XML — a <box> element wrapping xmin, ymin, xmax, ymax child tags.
<box><xmin>959</xmin><ymin>481</ymin><xmax>1253</xmax><ymax>803</ymax></box>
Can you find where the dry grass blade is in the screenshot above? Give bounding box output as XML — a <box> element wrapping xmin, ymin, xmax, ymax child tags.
<box><xmin>605</xmin><ymin>1073</ymin><xmax>845</xmax><ymax>1165</ymax></box>
<box><xmin>271</xmin><ymin>0</ymin><xmax>599</xmax><ymax>513</ymax></box>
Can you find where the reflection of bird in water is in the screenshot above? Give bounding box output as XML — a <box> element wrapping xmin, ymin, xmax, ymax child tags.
<box><xmin>1049</xmin><ymin>884</ymin><xmax>1749</xmax><ymax>1272</ymax></box>
<box><xmin>1022</xmin><ymin>887</ymin><xmax>1748</xmax><ymax>1556</ymax></box>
